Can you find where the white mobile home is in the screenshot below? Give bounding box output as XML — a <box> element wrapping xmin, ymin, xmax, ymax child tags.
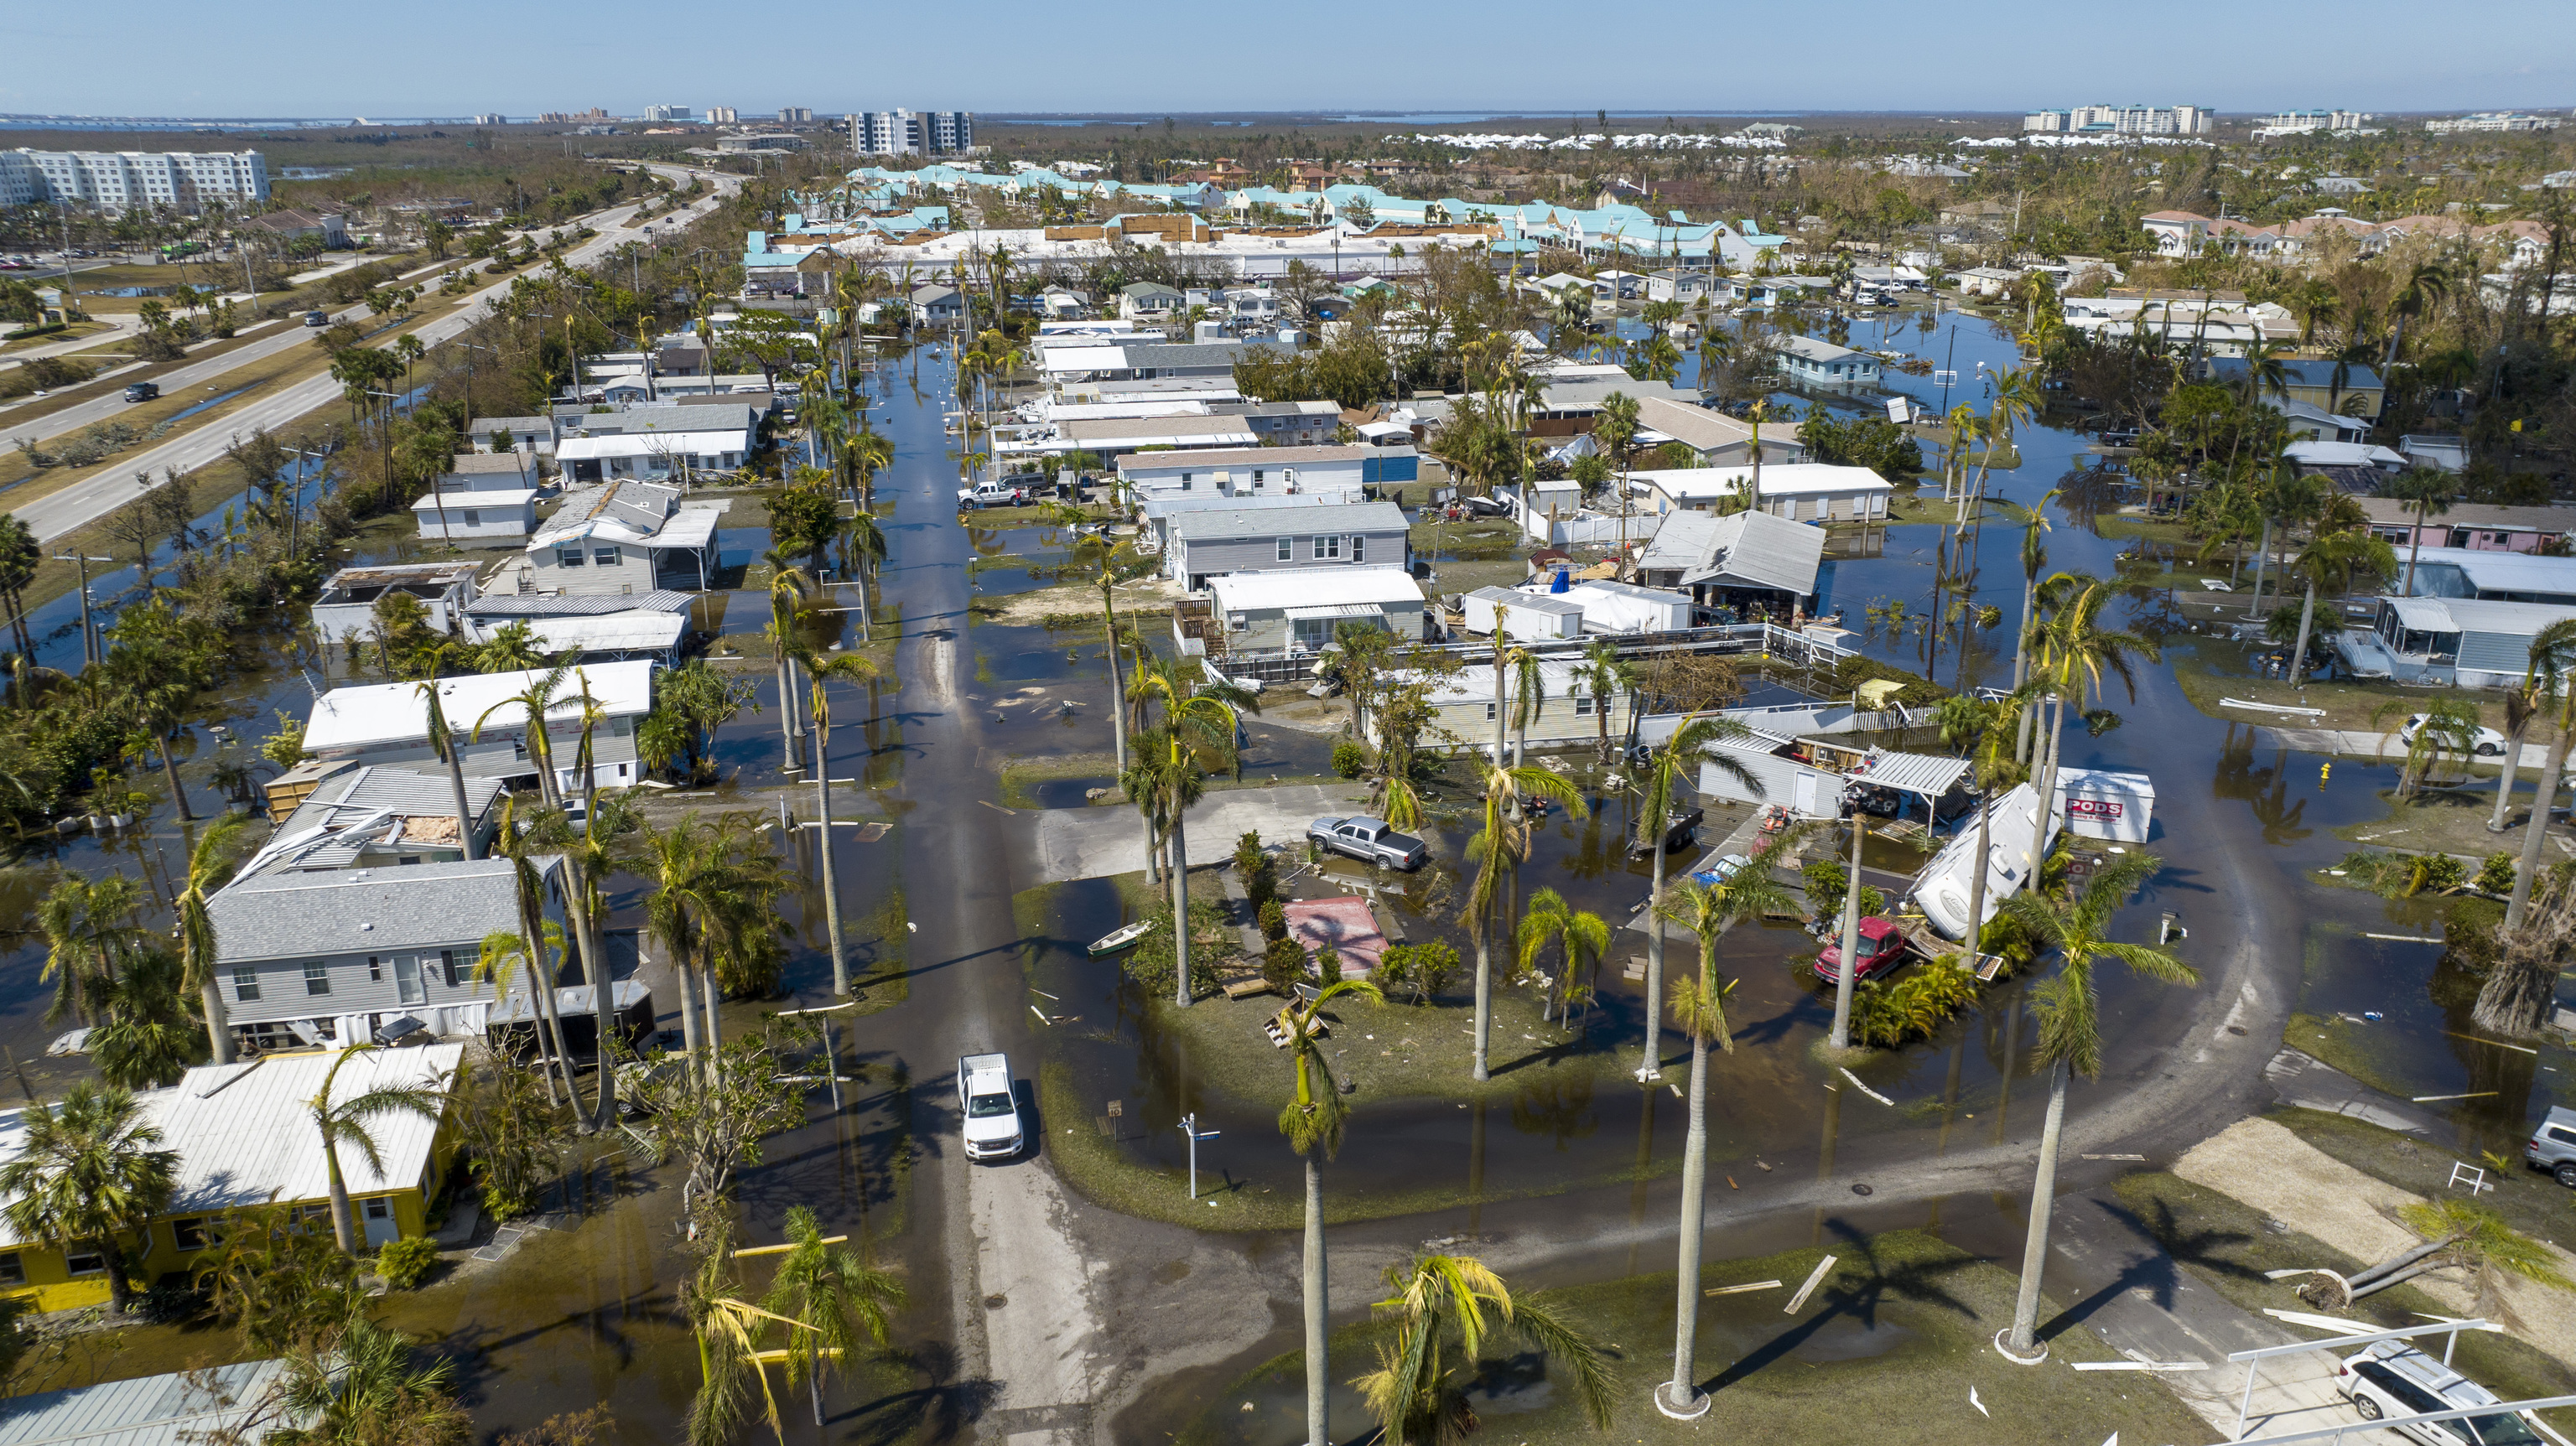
<box><xmin>1376</xmin><ymin>660</ymin><xmax>1633</xmax><ymax>754</ymax></box>
<box><xmin>413</xmin><ymin>489</ymin><xmax>538</xmax><ymax>542</ymax></box>
<box><xmin>1199</xmin><ymin>567</ymin><xmax>1428</xmax><ymax>655</ymax></box>
<box><xmin>1463</xmin><ymin>587</ymin><xmax>1583</xmax><ymax>641</ymax></box>
<box><xmin>298</xmin><ymin>659</ymin><xmax>657</xmax><ymax>796</ymax></box>
<box><xmin>1561</xmin><ymin>580</ymin><xmax>1695</xmax><ymax>634</ymax></box>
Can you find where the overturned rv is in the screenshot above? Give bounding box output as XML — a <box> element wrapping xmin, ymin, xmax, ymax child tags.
<box><xmin>1911</xmin><ymin>783</ymin><xmax>2064</xmax><ymax>941</ymax></box>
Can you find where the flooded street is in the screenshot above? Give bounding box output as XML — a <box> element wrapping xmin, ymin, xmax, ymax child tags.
<box><xmin>4</xmin><ymin>302</ymin><xmax>2559</xmax><ymax>1445</ymax></box>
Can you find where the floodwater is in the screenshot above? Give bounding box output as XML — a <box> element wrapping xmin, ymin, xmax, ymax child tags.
<box><xmin>5</xmin><ymin>301</ymin><xmax>2562</xmax><ymax>1443</ymax></box>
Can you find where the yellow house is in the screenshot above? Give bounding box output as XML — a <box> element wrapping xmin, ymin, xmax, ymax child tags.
<box><xmin>0</xmin><ymin>1044</ymin><xmax>464</xmax><ymax>1312</ymax></box>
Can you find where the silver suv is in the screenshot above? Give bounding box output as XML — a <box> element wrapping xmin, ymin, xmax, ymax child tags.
<box><xmin>2334</xmin><ymin>1340</ymin><xmax>2545</xmax><ymax>1445</ymax></box>
<box><xmin>2523</xmin><ymin>1105</ymin><xmax>2576</xmax><ymax>1187</ymax></box>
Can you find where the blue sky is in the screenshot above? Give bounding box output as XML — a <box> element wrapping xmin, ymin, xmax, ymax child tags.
<box><xmin>3</xmin><ymin>0</ymin><xmax>2571</xmax><ymax>118</ymax></box>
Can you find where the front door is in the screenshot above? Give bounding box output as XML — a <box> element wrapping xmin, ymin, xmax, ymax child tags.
<box><xmin>361</xmin><ymin>1197</ymin><xmax>399</xmax><ymax>1249</ymax></box>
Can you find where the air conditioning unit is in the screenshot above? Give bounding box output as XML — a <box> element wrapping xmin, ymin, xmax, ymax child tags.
<box><xmin>1228</xmin><ymin>613</ymin><xmax>1249</xmax><ymax>630</ymax></box>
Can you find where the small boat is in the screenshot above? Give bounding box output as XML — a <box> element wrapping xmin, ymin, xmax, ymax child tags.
<box><xmin>1088</xmin><ymin>919</ymin><xmax>1157</xmax><ymax>956</ymax></box>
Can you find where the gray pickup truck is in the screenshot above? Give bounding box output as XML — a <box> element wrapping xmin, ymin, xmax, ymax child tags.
<box><xmin>1309</xmin><ymin>816</ymin><xmax>1427</xmax><ymax>870</ymax></box>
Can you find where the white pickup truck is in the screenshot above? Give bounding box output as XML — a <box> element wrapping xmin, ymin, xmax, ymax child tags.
<box><xmin>957</xmin><ymin>1052</ymin><xmax>1024</xmax><ymax>1161</ymax></box>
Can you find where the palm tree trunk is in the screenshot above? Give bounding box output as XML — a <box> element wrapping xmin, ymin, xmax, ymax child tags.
<box><xmin>1472</xmin><ymin>922</ymin><xmax>1492</xmax><ymax>1082</ymax></box>
<box><xmin>777</xmin><ymin>656</ymin><xmax>800</xmax><ymax>773</ymax></box>
<box><xmin>1302</xmin><ymin>1152</ymin><xmax>1328</xmax><ymax>1446</ymax></box>
<box><xmin>2246</xmin><ymin>517</ymin><xmax>2272</xmax><ymax>619</ymax></box>
<box><xmin>447</xmin><ymin>749</ymin><xmax>479</xmax><ymax>861</ymax></box>
<box><xmin>2004</xmin><ymin>1059</ymin><xmax>2071</xmax><ymax>1355</ymax></box>
<box><xmin>1963</xmin><ymin>787</ymin><xmax>1992</xmax><ymax>956</ymax></box>
<box><xmin>326</xmin><ymin>1142</ymin><xmax>357</xmax><ymax>1253</ymax></box>
<box><xmin>2506</xmin><ymin>717</ymin><xmax>2574</xmax><ymax>930</ymax></box>
<box><xmin>1170</xmin><ymin>807</ymin><xmax>1192</xmax><ymax>1008</ymax></box>
<box><xmin>100</xmin><ymin>1240</ymin><xmax>133</xmax><ymax>1316</ymax></box>
<box><xmin>699</xmin><ymin>954</ymin><xmax>725</xmax><ymax>1063</ymax></box>
<box><xmin>815</xmin><ymin>722</ymin><xmax>849</xmax><ymax>995</ymax></box>
<box><xmin>2491</xmin><ymin>723</ymin><xmax>2530</xmax><ymax>833</ymax></box>
<box><xmin>2023</xmin><ymin>697</ymin><xmax>2065</xmax><ymax>889</ymax></box>
<box><xmin>1829</xmin><ymin>812</ymin><xmax>1866</xmax><ymax>1049</ymax></box>
<box><xmin>1104</xmin><ymin>587</ymin><xmax>1128</xmax><ymax>775</ymax></box>
<box><xmin>156</xmin><ymin>739</ymin><xmax>193</xmax><ymax>821</ymax></box>
<box><xmin>2287</xmin><ymin>580</ymin><xmax>2320</xmax><ymax>688</ymax></box>
<box><xmin>200</xmin><ymin>977</ymin><xmax>234</xmax><ymax>1065</ymax></box>
<box><xmin>2402</xmin><ymin>511</ymin><xmax>2428</xmax><ymax>599</ymax></box>
<box><xmin>1643</xmin><ymin>835</ymin><xmax>1669</xmax><ymax>1079</ymax></box>
<box><xmin>1664</xmin><ymin>1027</ymin><xmax>1711</xmax><ymax>1411</ymax></box>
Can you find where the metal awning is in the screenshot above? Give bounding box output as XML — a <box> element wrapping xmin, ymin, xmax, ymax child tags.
<box><xmin>2384</xmin><ymin>595</ymin><xmax>2456</xmax><ymax>632</ymax></box>
<box><xmin>1843</xmin><ymin>750</ymin><xmax>1972</xmax><ymax>801</ymax></box>
<box><xmin>1284</xmin><ymin>603</ymin><xmax>1385</xmax><ymax>620</ymax></box>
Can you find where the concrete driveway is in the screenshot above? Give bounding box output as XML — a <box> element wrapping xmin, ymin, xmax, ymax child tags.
<box><xmin>1024</xmin><ymin>781</ymin><xmax>1378</xmax><ymax>881</ymax></box>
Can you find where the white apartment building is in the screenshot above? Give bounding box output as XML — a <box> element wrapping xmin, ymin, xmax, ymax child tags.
<box><xmin>704</xmin><ymin>106</ymin><xmax>739</xmax><ymax>124</ymax></box>
<box><xmin>2255</xmin><ymin>110</ymin><xmax>2371</xmax><ymax>137</ymax></box>
<box><xmin>8</xmin><ymin>149</ymin><xmax>267</xmax><ymax>214</ymax></box>
<box><xmin>849</xmin><ymin>109</ymin><xmax>974</xmax><ymax>156</ymax></box>
<box><xmin>2424</xmin><ymin>112</ymin><xmax>2562</xmax><ymax>135</ymax></box>
<box><xmin>641</xmin><ymin>105</ymin><xmax>694</xmax><ymax>122</ymax></box>
<box><xmin>2023</xmin><ymin>105</ymin><xmax>2214</xmax><ymax>136</ymax></box>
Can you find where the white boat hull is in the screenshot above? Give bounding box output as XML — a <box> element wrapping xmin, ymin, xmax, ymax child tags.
<box><xmin>1912</xmin><ymin>782</ymin><xmax>2063</xmax><ymax>941</ymax></box>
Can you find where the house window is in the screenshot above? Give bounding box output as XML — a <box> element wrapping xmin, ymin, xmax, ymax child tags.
<box><xmin>1275</xmin><ymin>537</ymin><xmax>1292</xmax><ymax>562</ymax></box>
<box><xmin>556</xmin><ymin>547</ymin><xmax>585</xmax><ymax>568</ymax></box>
<box><xmin>304</xmin><ymin>960</ymin><xmax>332</xmax><ymax>996</ymax></box>
<box><xmin>394</xmin><ymin>956</ymin><xmax>426</xmax><ymax>1005</ymax></box>
<box><xmin>367</xmin><ymin>955</ymin><xmax>384</xmax><ymax>982</ymax></box>
<box><xmin>233</xmin><ymin>967</ymin><xmax>260</xmax><ymax>1003</ymax></box>
<box><xmin>0</xmin><ymin>1253</ymin><xmax>20</xmax><ymax>1286</ymax></box>
<box><xmin>1484</xmin><ymin>703</ymin><xmax>1498</xmax><ymax>721</ymax></box>
<box><xmin>1351</xmin><ymin>535</ymin><xmax>1366</xmax><ymax>563</ymax></box>
<box><xmin>440</xmin><ymin>949</ymin><xmax>464</xmax><ymax>987</ymax></box>
<box><xmin>593</xmin><ymin>547</ymin><xmax>622</xmax><ymax>568</ymax></box>
<box><xmin>460</xmin><ymin>511</ymin><xmax>480</xmax><ymax>526</ymax></box>
<box><xmin>1251</xmin><ymin>469</ymin><xmax>1265</xmax><ymax>487</ymax></box>
<box><xmin>1576</xmin><ymin>695</ymin><xmax>1596</xmax><ymax>716</ymax></box>
<box><xmin>172</xmin><ymin>1217</ymin><xmax>211</xmax><ymax>1251</ymax></box>
<box><xmin>65</xmin><ymin>1246</ymin><xmax>102</xmax><ymax>1276</ymax></box>
<box><xmin>1313</xmin><ymin>535</ymin><xmax>1341</xmax><ymax>560</ymax></box>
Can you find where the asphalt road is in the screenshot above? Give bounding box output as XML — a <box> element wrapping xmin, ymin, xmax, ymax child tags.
<box><xmin>12</xmin><ymin>166</ymin><xmax>736</xmax><ymax>545</ymax></box>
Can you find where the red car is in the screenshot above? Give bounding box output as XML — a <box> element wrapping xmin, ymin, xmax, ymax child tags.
<box><xmin>1815</xmin><ymin>917</ymin><xmax>1909</xmax><ymax>983</ymax></box>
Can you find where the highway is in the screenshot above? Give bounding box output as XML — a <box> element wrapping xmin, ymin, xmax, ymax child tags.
<box><xmin>13</xmin><ymin>165</ymin><xmax>738</xmax><ymax>545</ymax></box>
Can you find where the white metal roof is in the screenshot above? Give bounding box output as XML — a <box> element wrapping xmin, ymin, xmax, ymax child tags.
<box><xmin>1847</xmin><ymin>750</ymin><xmax>1971</xmax><ymax>800</ymax></box>
<box><xmin>554</xmin><ymin>431</ymin><xmax>748</xmax><ymax>460</ymax></box>
<box><xmin>1283</xmin><ymin>602</ymin><xmax>1389</xmax><ymax>620</ymax></box>
<box><xmin>2404</xmin><ymin>547</ymin><xmax>2576</xmax><ymax>599</ymax></box>
<box><xmin>1468</xmin><ymin>586</ymin><xmax>1585</xmax><ymax>616</ymax></box>
<box><xmin>508</xmin><ymin>609</ymin><xmax>690</xmax><ymax>654</ymax></box>
<box><xmin>0</xmin><ymin>1361</ymin><xmax>294</xmax><ymax>1446</ymax></box>
<box><xmin>1209</xmin><ymin>566</ymin><xmax>1425</xmax><ymax>614</ymax></box>
<box><xmin>410</xmin><ymin>489</ymin><xmax>538</xmax><ymax>511</ymax></box>
<box><xmin>302</xmin><ymin>660</ymin><xmax>657</xmax><ymax>752</ymax></box>
<box><xmin>0</xmin><ymin>1046</ymin><xmax>463</xmax><ymax>1246</ymax></box>
<box><xmin>1633</xmin><ymin>463</ymin><xmax>1893</xmax><ymax>499</ymax></box>
<box><xmin>2054</xmin><ymin>767</ymin><xmax>2156</xmax><ymax>799</ymax></box>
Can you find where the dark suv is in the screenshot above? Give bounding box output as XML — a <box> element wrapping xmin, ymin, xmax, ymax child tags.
<box><xmin>122</xmin><ymin>381</ymin><xmax>159</xmax><ymax>403</ymax></box>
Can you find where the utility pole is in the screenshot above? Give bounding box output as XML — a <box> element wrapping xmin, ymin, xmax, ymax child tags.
<box><xmin>54</xmin><ymin>555</ymin><xmax>116</xmax><ymax>667</ymax></box>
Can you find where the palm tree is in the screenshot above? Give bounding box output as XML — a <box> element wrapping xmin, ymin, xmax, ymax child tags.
<box><xmin>2022</xmin><ymin>579</ymin><xmax>2159</xmax><ymax>884</ymax></box>
<box><xmin>177</xmin><ymin>814</ymin><xmax>249</xmax><ymax>1065</ymax></box>
<box><xmin>1058</xmin><ymin>521</ymin><xmax>1151</xmax><ymax>774</ymax></box>
<box><xmin>1127</xmin><ymin>659</ymin><xmax>1256</xmax><ymax>1008</ymax></box>
<box><xmin>1633</xmin><ymin>715</ymin><xmax>1758</xmax><ymax>1079</ymax></box>
<box><xmin>473</xmin><ymin>619</ymin><xmax>545</xmax><ymax>674</ymax></box>
<box><xmin>270</xmin><ymin>1315</ymin><xmax>472</xmax><ymax>1446</ymax></box>
<box><xmin>1353</xmin><ymin>1253</ymin><xmax>1614</xmax><ymax>1444</ymax></box>
<box><xmin>1651</xmin><ymin>826</ymin><xmax>1804</xmax><ymax>1416</ymax></box>
<box><xmin>2245</xmin><ymin>466</ymin><xmax>2328</xmax><ymax>621</ymax></box>
<box><xmin>1572</xmin><ymin>638</ymin><xmax>1634</xmax><ymax>764</ymax></box>
<box><xmin>0</xmin><ymin>1081</ymin><xmax>175</xmax><ymax>1316</ymax></box>
<box><xmin>415</xmin><ymin>681</ymin><xmax>479</xmax><ymax>863</ymax></box>
<box><xmin>2382</xmin><ymin>261</ymin><xmax>2453</xmax><ymax>371</ymax></box>
<box><xmin>2283</xmin><ymin>531</ymin><xmax>2397</xmax><ymax>688</ymax></box>
<box><xmin>802</xmin><ymin>650</ymin><xmax>878</xmax><ymax>994</ymax></box>
<box><xmin>759</xmin><ymin>550</ymin><xmax>814</xmax><ymax>773</ymax></box>
<box><xmin>1597</xmin><ymin>391</ymin><xmax>1641</xmax><ymax>558</ymax></box>
<box><xmin>309</xmin><ymin>1044</ymin><xmax>451</xmax><ymax>1255</ymax></box>
<box><xmin>1996</xmin><ymin>852</ymin><xmax>2195</xmax><ymax>1358</ymax></box>
<box><xmin>759</xmin><ymin>1205</ymin><xmax>905</xmax><ymax>1426</ymax></box>
<box><xmin>1935</xmin><ymin>692</ymin><xmax>2025</xmax><ymax>961</ymax></box>
<box><xmin>2506</xmin><ymin>619</ymin><xmax>2576</xmax><ymax>930</ymax></box>
<box><xmin>482</xmin><ymin>801</ymin><xmax>584</xmax><ymax>1107</ymax></box>
<box><xmin>1996</xmin><ymin>490</ymin><xmax>2054</xmax><ymax>749</ymax></box>
<box><xmin>90</xmin><ymin>947</ymin><xmax>207</xmax><ymax>1089</ymax></box>
<box><xmin>1277</xmin><ymin>977</ymin><xmax>1382</xmax><ymax>1446</ymax></box>
<box><xmin>1506</xmin><ymin>647</ymin><xmax>1548</xmax><ymax>767</ymax></box>
<box><xmin>473</xmin><ymin>660</ymin><xmax>574</xmax><ymax>806</ymax></box>
<box><xmin>1516</xmin><ymin>888</ymin><xmax>1607</xmax><ymax>1023</ymax></box>
<box><xmin>2491</xmin><ymin>652</ymin><xmax>2554</xmax><ymax>834</ymax></box>
<box><xmin>2386</xmin><ymin>465</ymin><xmax>2456</xmax><ymax>599</ymax></box>
<box><xmin>685</xmin><ymin>1229</ymin><xmax>815</xmax><ymax>1446</ymax></box>
<box><xmin>1462</xmin><ymin>759</ymin><xmax>1587</xmax><ymax>1081</ymax></box>
<box><xmin>38</xmin><ymin>873</ymin><xmax>143</xmax><ymax>1025</ymax></box>
<box><xmin>839</xmin><ymin>508</ymin><xmax>888</xmax><ymax>644</ymax></box>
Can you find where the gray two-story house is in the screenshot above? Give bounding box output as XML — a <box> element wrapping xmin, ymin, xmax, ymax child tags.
<box><xmin>1165</xmin><ymin>500</ymin><xmax>1410</xmax><ymax>592</ymax></box>
<box><xmin>204</xmin><ymin>857</ymin><xmax>569</xmax><ymax>1053</ymax></box>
